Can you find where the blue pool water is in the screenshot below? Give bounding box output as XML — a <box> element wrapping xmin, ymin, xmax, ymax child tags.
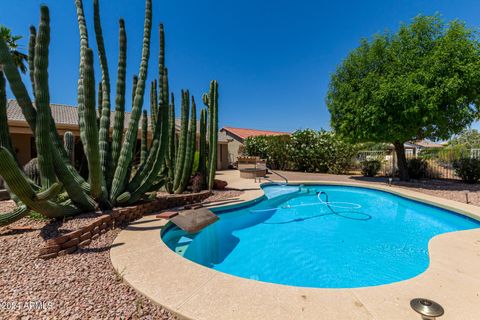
<box><xmin>162</xmin><ymin>185</ymin><xmax>480</xmax><ymax>288</ymax></box>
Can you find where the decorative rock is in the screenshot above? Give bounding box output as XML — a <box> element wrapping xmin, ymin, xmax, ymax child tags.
<box><xmin>38</xmin><ymin>244</ymin><xmax>61</xmax><ymax>256</ymax></box>
<box><xmin>78</xmin><ymin>239</ymin><xmax>91</xmax><ymax>247</ymax></box>
<box><xmin>61</xmin><ymin>237</ymin><xmax>80</xmax><ymax>249</ymax></box>
<box><xmin>65</xmin><ymin>229</ymin><xmax>83</xmax><ymax>239</ymax></box>
<box><xmin>58</xmin><ymin>246</ymin><xmax>78</xmax><ymax>256</ymax></box>
<box><xmin>80</xmin><ymin>231</ymin><xmax>92</xmax><ymax>241</ymax></box>
<box><xmin>45</xmin><ymin>234</ymin><xmax>70</xmax><ymax>246</ymax></box>
<box><xmin>99</xmin><ymin>215</ymin><xmax>112</xmax><ymax>223</ymax></box>
<box><xmin>38</xmin><ymin>252</ymin><xmax>58</xmax><ymax>260</ymax></box>
<box><xmin>82</xmin><ymin>223</ymin><xmax>96</xmax><ymax>232</ymax></box>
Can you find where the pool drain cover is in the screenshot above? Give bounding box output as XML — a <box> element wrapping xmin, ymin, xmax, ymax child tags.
<box><xmin>410</xmin><ymin>298</ymin><xmax>444</xmax><ymax>319</ymax></box>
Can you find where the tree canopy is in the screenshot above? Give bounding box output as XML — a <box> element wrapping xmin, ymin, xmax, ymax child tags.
<box><xmin>327</xmin><ymin>15</ymin><xmax>480</xmax><ymax>180</ymax></box>
<box><xmin>448</xmin><ymin>129</ymin><xmax>480</xmax><ymax>149</ymax></box>
<box><xmin>0</xmin><ymin>25</ymin><xmax>27</xmax><ymax>73</ymax></box>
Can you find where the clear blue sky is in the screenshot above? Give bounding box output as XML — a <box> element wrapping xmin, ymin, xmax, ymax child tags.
<box><xmin>3</xmin><ymin>0</ymin><xmax>480</xmax><ymax>132</ymax></box>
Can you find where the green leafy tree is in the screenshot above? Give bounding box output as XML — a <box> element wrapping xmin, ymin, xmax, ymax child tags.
<box><xmin>327</xmin><ymin>15</ymin><xmax>480</xmax><ymax>180</ymax></box>
<box><xmin>0</xmin><ymin>26</ymin><xmax>27</xmax><ymax>73</ymax></box>
<box><xmin>448</xmin><ymin>129</ymin><xmax>480</xmax><ymax>149</ymax></box>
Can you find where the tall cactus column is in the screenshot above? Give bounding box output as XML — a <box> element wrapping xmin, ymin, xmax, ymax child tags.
<box><xmin>110</xmin><ymin>0</ymin><xmax>152</xmax><ymax>204</ymax></box>
<box><xmin>111</xmin><ymin>19</ymin><xmax>127</xmax><ymax>173</ymax></box>
<box><xmin>206</xmin><ymin>80</ymin><xmax>218</xmax><ymax>190</ymax></box>
<box><xmin>94</xmin><ymin>0</ymin><xmax>112</xmax><ymax>187</ymax></box>
<box><xmin>173</xmin><ymin>90</ymin><xmax>190</xmax><ymax>191</ymax></box>
<box><xmin>175</xmin><ymin>96</ymin><xmax>197</xmax><ymax>194</ymax></box>
<box><xmin>34</xmin><ymin>6</ymin><xmax>57</xmax><ymax>189</ymax></box>
<box><xmin>78</xmin><ymin>48</ymin><xmax>105</xmax><ymax>201</ymax></box>
<box><xmin>198</xmin><ymin>108</ymin><xmax>207</xmax><ymax>189</ymax></box>
<box><xmin>0</xmin><ymin>71</ymin><xmax>15</xmax><ymax>158</ymax></box>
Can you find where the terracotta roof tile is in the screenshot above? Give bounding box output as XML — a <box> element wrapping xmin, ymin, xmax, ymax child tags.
<box><xmin>221</xmin><ymin>126</ymin><xmax>290</xmax><ymax>140</ymax></box>
<box><xmin>6</xmin><ymin>100</ymin><xmax>202</xmax><ymax>132</ymax></box>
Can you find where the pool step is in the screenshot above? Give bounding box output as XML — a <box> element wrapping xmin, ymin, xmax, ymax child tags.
<box><xmin>170</xmin><ymin>208</ymin><xmax>219</xmax><ymax>234</ymax></box>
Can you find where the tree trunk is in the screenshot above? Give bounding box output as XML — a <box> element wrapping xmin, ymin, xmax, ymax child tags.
<box><xmin>393</xmin><ymin>141</ymin><xmax>409</xmax><ymax>181</ymax></box>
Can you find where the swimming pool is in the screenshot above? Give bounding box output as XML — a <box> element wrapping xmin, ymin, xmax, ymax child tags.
<box><xmin>162</xmin><ymin>184</ymin><xmax>480</xmax><ymax>288</ymax></box>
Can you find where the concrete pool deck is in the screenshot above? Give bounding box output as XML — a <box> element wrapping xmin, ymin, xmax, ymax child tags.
<box><xmin>110</xmin><ymin>170</ymin><xmax>480</xmax><ymax>320</ymax></box>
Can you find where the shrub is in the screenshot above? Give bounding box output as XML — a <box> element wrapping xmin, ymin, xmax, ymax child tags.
<box><xmin>243</xmin><ymin>136</ymin><xmax>269</xmax><ymax>160</ymax></box>
<box><xmin>244</xmin><ymin>135</ymin><xmax>290</xmax><ymax>170</ymax></box>
<box><xmin>325</xmin><ymin>133</ymin><xmax>358</xmax><ymax>174</ymax></box>
<box><xmin>361</xmin><ymin>160</ymin><xmax>382</xmax><ymax>177</ymax></box>
<box><xmin>407</xmin><ymin>158</ymin><xmax>429</xmax><ymax>179</ymax></box>
<box><xmin>245</xmin><ymin>129</ymin><xmax>356</xmax><ymax>174</ymax></box>
<box><xmin>288</xmin><ymin>129</ymin><xmax>320</xmax><ymax>172</ymax></box>
<box><xmin>453</xmin><ymin>158</ymin><xmax>480</xmax><ymax>183</ymax></box>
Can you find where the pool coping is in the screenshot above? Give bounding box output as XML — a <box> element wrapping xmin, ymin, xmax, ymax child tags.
<box><xmin>110</xmin><ymin>178</ymin><xmax>480</xmax><ymax>320</ymax></box>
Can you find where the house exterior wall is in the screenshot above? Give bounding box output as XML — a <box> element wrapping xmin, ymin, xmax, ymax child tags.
<box><xmin>218</xmin><ymin>130</ymin><xmax>244</xmax><ymax>166</ymax></box>
<box><xmin>9</xmin><ymin>129</ymin><xmax>229</xmax><ymax>171</ymax></box>
<box><xmin>11</xmin><ymin>133</ymin><xmax>32</xmax><ymax>166</ymax></box>
<box><xmin>217</xmin><ymin>144</ymin><xmax>229</xmax><ymax>170</ymax></box>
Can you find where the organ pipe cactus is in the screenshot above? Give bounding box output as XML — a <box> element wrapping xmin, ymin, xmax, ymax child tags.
<box><xmin>23</xmin><ymin>158</ymin><xmax>40</xmax><ymax>186</ymax></box>
<box><xmin>63</xmin><ymin>131</ymin><xmax>75</xmax><ymax>163</ymax></box>
<box><xmin>204</xmin><ymin>80</ymin><xmax>219</xmax><ymax>190</ymax></box>
<box><xmin>198</xmin><ymin>108</ymin><xmax>207</xmax><ymax>189</ymax></box>
<box><xmin>93</xmin><ymin>0</ymin><xmax>112</xmax><ymax>187</ymax></box>
<box><xmin>140</xmin><ymin>110</ymin><xmax>149</xmax><ymax>166</ymax></box>
<box><xmin>111</xmin><ymin>18</ymin><xmax>127</xmax><ymax>175</ymax></box>
<box><xmin>0</xmin><ymin>0</ymin><xmax>219</xmax><ymax>226</ymax></box>
<box><xmin>175</xmin><ymin>96</ymin><xmax>197</xmax><ymax>194</ymax></box>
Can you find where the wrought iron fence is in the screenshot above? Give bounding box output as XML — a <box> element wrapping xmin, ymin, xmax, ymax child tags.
<box><xmin>354</xmin><ymin>148</ymin><xmax>480</xmax><ymax>180</ymax></box>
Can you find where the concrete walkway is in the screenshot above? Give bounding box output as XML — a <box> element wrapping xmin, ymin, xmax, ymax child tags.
<box><xmin>111</xmin><ymin>170</ymin><xmax>480</xmax><ymax>320</ymax></box>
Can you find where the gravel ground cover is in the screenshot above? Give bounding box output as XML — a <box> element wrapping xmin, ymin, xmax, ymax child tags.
<box><xmin>0</xmin><ymin>190</ymin><xmax>242</xmax><ymax>319</ymax></box>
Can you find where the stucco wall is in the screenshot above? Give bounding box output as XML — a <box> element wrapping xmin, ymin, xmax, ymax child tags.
<box><xmin>224</xmin><ymin>134</ymin><xmax>243</xmax><ymax>166</ymax></box>
<box><xmin>11</xmin><ymin>133</ymin><xmax>32</xmax><ymax>166</ymax></box>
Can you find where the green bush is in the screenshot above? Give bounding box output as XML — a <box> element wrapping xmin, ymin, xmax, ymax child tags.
<box><xmin>243</xmin><ymin>129</ymin><xmax>356</xmax><ymax>174</ymax></box>
<box><xmin>453</xmin><ymin>158</ymin><xmax>480</xmax><ymax>183</ymax></box>
<box><xmin>243</xmin><ymin>136</ymin><xmax>269</xmax><ymax>160</ymax></box>
<box><xmin>407</xmin><ymin>158</ymin><xmax>429</xmax><ymax>179</ymax></box>
<box><xmin>361</xmin><ymin>160</ymin><xmax>382</xmax><ymax>177</ymax></box>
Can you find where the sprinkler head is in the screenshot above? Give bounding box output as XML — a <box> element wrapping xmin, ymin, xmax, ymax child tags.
<box><xmin>410</xmin><ymin>298</ymin><xmax>444</xmax><ymax>320</ymax></box>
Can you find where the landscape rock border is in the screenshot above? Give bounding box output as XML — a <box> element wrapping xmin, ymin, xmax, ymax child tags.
<box><xmin>38</xmin><ymin>190</ymin><xmax>211</xmax><ymax>259</ymax></box>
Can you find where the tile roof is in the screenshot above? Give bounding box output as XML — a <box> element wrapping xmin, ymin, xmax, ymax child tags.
<box><xmin>221</xmin><ymin>126</ymin><xmax>290</xmax><ymax>140</ymax></box>
<box><xmin>7</xmin><ymin>100</ymin><xmax>197</xmax><ymax>132</ymax></box>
